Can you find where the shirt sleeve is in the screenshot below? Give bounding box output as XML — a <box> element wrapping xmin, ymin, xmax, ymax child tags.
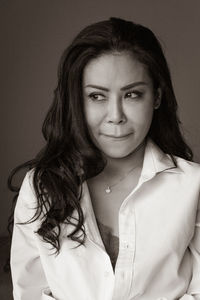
<box><xmin>10</xmin><ymin>171</ymin><xmax>56</xmax><ymax>300</ymax></box>
<box><xmin>179</xmin><ymin>195</ymin><xmax>200</xmax><ymax>300</ymax></box>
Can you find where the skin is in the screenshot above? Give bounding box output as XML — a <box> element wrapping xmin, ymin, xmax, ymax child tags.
<box><xmin>83</xmin><ymin>51</ymin><xmax>160</xmax><ymax>173</ymax></box>
<box><xmin>82</xmin><ymin>52</ymin><xmax>161</xmax><ymax>235</ymax></box>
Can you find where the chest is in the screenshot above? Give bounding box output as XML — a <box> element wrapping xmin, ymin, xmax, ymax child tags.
<box><xmin>87</xmin><ymin>173</ymin><xmax>140</xmax><ymax>237</ymax></box>
<box><xmin>36</xmin><ymin>175</ymin><xmax>199</xmax><ymax>300</ymax></box>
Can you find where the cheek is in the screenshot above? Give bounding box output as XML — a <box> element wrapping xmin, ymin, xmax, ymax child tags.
<box><xmin>84</xmin><ymin>105</ymin><xmax>103</xmax><ymax>133</ymax></box>
<box><xmin>128</xmin><ymin>103</ymin><xmax>154</xmax><ymax>129</ymax></box>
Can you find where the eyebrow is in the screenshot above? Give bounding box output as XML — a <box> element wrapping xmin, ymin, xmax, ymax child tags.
<box><xmin>84</xmin><ymin>81</ymin><xmax>148</xmax><ymax>91</ymax></box>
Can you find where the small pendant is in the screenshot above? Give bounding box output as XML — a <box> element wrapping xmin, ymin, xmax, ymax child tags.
<box><xmin>105</xmin><ymin>186</ymin><xmax>111</xmax><ymax>193</ymax></box>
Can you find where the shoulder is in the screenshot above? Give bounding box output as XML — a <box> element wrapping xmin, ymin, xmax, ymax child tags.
<box><xmin>174</xmin><ymin>156</ymin><xmax>200</xmax><ymax>182</ymax></box>
<box><xmin>14</xmin><ymin>169</ymin><xmax>38</xmax><ymax>223</ymax></box>
<box><xmin>18</xmin><ymin>169</ymin><xmax>36</xmax><ymax>202</ymax></box>
<box><xmin>20</xmin><ymin>168</ymin><xmax>35</xmax><ymax>189</ymax></box>
<box><xmin>175</xmin><ymin>156</ymin><xmax>200</xmax><ymax>172</ymax></box>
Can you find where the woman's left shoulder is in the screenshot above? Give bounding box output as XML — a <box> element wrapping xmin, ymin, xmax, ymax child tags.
<box><xmin>175</xmin><ymin>156</ymin><xmax>200</xmax><ymax>178</ymax></box>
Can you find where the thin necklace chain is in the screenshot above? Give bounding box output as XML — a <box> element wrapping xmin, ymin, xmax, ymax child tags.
<box><xmin>105</xmin><ymin>161</ymin><xmax>142</xmax><ymax>194</ymax></box>
<box><xmin>104</xmin><ymin>141</ymin><xmax>145</xmax><ymax>194</ymax></box>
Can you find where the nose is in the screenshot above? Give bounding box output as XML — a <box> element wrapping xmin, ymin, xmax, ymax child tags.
<box><xmin>106</xmin><ymin>97</ymin><xmax>126</xmax><ymax>125</ymax></box>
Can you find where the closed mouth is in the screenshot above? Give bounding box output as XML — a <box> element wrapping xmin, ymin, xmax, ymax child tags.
<box><xmin>102</xmin><ymin>133</ymin><xmax>132</xmax><ymax>139</ymax></box>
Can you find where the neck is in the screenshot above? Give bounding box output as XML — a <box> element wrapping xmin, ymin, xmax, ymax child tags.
<box><xmin>103</xmin><ymin>140</ymin><xmax>146</xmax><ymax>178</ymax></box>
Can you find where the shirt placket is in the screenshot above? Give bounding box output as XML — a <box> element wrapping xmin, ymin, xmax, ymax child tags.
<box><xmin>82</xmin><ymin>185</ymin><xmax>116</xmax><ymax>300</ymax></box>
<box><xmin>112</xmin><ymin>207</ymin><xmax>136</xmax><ymax>300</ymax></box>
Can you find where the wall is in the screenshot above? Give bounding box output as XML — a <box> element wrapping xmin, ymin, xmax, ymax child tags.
<box><xmin>0</xmin><ymin>0</ymin><xmax>200</xmax><ymax>235</ymax></box>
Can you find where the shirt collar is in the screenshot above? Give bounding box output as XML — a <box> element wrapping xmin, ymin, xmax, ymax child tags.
<box><xmin>139</xmin><ymin>138</ymin><xmax>183</xmax><ymax>183</ymax></box>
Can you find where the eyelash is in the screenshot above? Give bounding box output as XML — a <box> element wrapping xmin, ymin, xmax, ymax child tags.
<box><xmin>125</xmin><ymin>91</ymin><xmax>143</xmax><ymax>99</ymax></box>
<box><xmin>88</xmin><ymin>91</ymin><xmax>143</xmax><ymax>102</ymax></box>
<box><xmin>88</xmin><ymin>93</ymin><xmax>106</xmax><ymax>101</ymax></box>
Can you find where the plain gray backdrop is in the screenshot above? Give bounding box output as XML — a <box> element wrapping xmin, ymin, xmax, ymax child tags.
<box><xmin>0</xmin><ymin>0</ymin><xmax>200</xmax><ymax>236</ymax></box>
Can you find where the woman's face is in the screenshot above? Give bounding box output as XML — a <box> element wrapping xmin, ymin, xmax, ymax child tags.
<box><xmin>83</xmin><ymin>52</ymin><xmax>159</xmax><ymax>159</ymax></box>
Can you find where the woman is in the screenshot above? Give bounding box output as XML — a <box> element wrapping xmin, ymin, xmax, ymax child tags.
<box><xmin>10</xmin><ymin>17</ymin><xmax>200</xmax><ymax>300</ymax></box>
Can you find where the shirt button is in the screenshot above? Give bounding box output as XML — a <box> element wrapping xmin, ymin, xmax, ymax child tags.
<box><xmin>122</xmin><ymin>242</ymin><xmax>129</xmax><ymax>248</ymax></box>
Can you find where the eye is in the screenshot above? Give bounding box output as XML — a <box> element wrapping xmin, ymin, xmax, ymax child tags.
<box><xmin>125</xmin><ymin>91</ymin><xmax>143</xmax><ymax>100</ymax></box>
<box><xmin>88</xmin><ymin>93</ymin><xmax>106</xmax><ymax>102</ymax></box>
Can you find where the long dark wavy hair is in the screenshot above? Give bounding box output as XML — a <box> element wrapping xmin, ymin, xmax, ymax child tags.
<box><xmin>8</xmin><ymin>17</ymin><xmax>193</xmax><ymax>253</ymax></box>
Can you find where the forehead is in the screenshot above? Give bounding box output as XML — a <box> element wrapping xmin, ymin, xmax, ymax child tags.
<box><xmin>83</xmin><ymin>52</ymin><xmax>151</xmax><ymax>86</ymax></box>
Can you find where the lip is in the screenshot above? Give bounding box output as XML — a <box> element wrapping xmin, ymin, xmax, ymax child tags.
<box><xmin>102</xmin><ymin>133</ymin><xmax>132</xmax><ymax>140</ymax></box>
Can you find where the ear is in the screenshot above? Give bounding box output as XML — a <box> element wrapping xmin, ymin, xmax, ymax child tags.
<box><xmin>154</xmin><ymin>88</ymin><xmax>162</xmax><ymax>110</ymax></box>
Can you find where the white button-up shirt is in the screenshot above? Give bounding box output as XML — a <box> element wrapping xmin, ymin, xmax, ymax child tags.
<box><xmin>11</xmin><ymin>139</ymin><xmax>200</xmax><ymax>300</ymax></box>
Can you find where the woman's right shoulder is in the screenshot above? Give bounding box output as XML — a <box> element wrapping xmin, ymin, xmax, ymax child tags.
<box><xmin>18</xmin><ymin>169</ymin><xmax>36</xmax><ymax>200</ymax></box>
<box><xmin>15</xmin><ymin>169</ymin><xmax>39</xmax><ymax>223</ymax></box>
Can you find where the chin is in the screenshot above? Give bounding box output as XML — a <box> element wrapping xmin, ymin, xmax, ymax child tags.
<box><xmin>99</xmin><ymin>139</ymin><xmax>146</xmax><ymax>159</ymax></box>
<box><xmin>102</xmin><ymin>148</ymin><xmax>135</xmax><ymax>159</ymax></box>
